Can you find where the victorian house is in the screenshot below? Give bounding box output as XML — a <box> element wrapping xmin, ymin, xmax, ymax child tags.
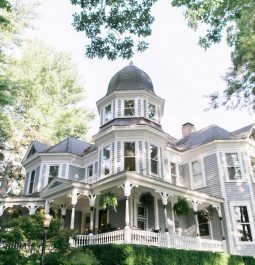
<box><xmin>1</xmin><ymin>64</ymin><xmax>255</xmax><ymax>256</ymax></box>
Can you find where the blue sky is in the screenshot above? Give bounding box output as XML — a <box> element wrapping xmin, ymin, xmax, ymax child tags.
<box><xmin>31</xmin><ymin>0</ymin><xmax>254</xmax><ymax>139</ymax></box>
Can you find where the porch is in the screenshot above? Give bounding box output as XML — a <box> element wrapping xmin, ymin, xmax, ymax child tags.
<box><xmin>72</xmin><ymin>228</ymin><xmax>225</xmax><ymax>253</ymax></box>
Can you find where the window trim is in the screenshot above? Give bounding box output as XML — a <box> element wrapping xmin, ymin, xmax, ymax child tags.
<box><xmin>224</xmin><ymin>152</ymin><xmax>245</xmax><ymax>182</ymax></box>
<box><xmin>190</xmin><ymin>158</ymin><xmax>206</xmax><ymax>189</ymax></box>
<box><xmin>230</xmin><ymin>201</ymin><xmax>255</xmax><ymax>244</ymax></box>
<box><xmin>170</xmin><ymin>162</ymin><xmax>179</xmax><ymax>185</ymax></box>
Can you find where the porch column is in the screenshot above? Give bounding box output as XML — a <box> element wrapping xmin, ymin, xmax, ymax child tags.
<box><xmin>159</xmin><ymin>191</ymin><xmax>172</xmax><ymax>232</ymax></box>
<box><xmin>60</xmin><ymin>204</ymin><xmax>67</xmax><ymax>229</ymax></box>
<box><xmin>170</xmin><ymin>196</ymin><xmax>175</xmax><ymax>233</ymax></box>
<box><xmin>44</xmin><ymin>200</ymin><xmax>52</xmax><ymax>214</ymax></box>
<box><xmin>70</xmin><ymin>189</ymin><xmax>78</xmax><ymax>230</ymax></box>
<box><xmin>0</xmin><ymin>205</ymin><xmax>5</xmax><ymax>216</ymax></box>
<box><xmin>215</xmin><ymin>205</ymin><xmax>225</xmax><ymax>240</ymax></box>
<box><xmin>88</xmin><ymin>194</ymin><xmax>97</xmax><ymax>234</ymax></box>
<box><xmin>191</xmin><ymin>200</ymin><xmax>201</xmax><ymax>237</ymax></box>
<box><xmin>119</xmin><ymin>181</ymin><xmax>138</xmax><ymax>244</ymax></box>
<box><xmin>153</xmin><ymin>191</ymin><xmax>159</xmax><ymax>230</ymax></box>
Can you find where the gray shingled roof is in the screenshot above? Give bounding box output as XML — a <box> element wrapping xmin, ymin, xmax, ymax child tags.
<box><xmin>107</xmin><ymin>65</ymin><xmax>154</xmax><ymax>95</ymax></box>
<box><xmin>231</xmin><ymin>124</ymin><xmax>253</xmax><ymax>139</ymax></box>
<box><xmin>99</xmin><ymin>117</ymin><xmax>162</xmax><ymax>132</ymax></box>
<box><xmin>46</xmin><ymin>137</ymin><xmax>92</xmax><ymax>156</ymax></box>
<box><xmin>175</xmin><ymin>125</ymin><xmax>233</xmax><ymax>151</ymax></box>
<box><xmin>33</xmin><ymin>141</ymin><xmax>50</xmax><ymax>152</ymax></box>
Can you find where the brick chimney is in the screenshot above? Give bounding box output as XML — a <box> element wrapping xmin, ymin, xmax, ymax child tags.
<box><xmin>182</xmin><ymin>122</ymin><xmax>195</xmax><ymax>137</ymax></box>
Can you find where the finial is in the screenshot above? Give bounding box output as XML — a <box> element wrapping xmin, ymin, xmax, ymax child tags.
<box><xmin>129</xmin><ymin>60</ymin><xmax>133</xmax><ymax>66</ymax></box>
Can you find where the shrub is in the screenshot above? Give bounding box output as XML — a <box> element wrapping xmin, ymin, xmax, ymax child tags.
<box><xmin>63</xmin><ymin>249</ymin><xmax>100</xmax><ymax>265</ymax></box>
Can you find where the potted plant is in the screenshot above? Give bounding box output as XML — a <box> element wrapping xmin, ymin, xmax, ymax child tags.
<box><xmin>99</xmin><ymin>192</ymin><xmax>118</xmax><ymax>212</ymax></box>
<box><xmin>139</xmin><ymin>192</ymin><xmax>154</xmax><ymax>208</ymax></box>
<box><xmin>173</xmin><ymin>198</ymin><xmax>190</xmax><ymax>216</ymax></box>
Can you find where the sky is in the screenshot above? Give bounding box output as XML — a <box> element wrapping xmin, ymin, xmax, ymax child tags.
<box><xmin>31</xmin><ymin>0</ymin><xmax>254</xmax><ymax>139</ymax></box>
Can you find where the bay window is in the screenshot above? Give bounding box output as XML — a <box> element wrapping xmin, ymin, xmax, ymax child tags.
<box><xmin>148</xmin><ymin>103</ymin><xmax>156</xmax><ymax>120</ymax></box>
<box><xmin>104</xmin><ymin>104</ymin><xmax>112</xmax><ymax>123</ymax></box>
<box><xmin>48</xmin><ymin>165</ymin><xmax>59</xmax><ymax>183</ymax></box>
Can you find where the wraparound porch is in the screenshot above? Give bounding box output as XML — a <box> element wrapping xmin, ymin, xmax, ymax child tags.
<box><xmin>72</xmin><ymin>228</ymin><xmax>225</xmax><ymax>253</ymax></box>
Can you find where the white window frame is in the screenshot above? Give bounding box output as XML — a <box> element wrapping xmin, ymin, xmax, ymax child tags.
<box><xmin>147</xmin><ymin>103</ymin><xmax>157</xmax><ymax>121</ymax></box>
<box><xmin>47</xmin><ymin>164</ymin><xmax>61</xmax><ymax>184</ymax></box>
<box><xmin>102</xmin><ymin>144</ymin><xmax>111</xmax><ymax>176</ymax></box>
<box><xmin>170</xmin><ymin>162</ymin><xmax>178</xmax><ymax>185</ymax></box>
<box><xmin>149</xmin><ymin>144</ymin><xmax>160</xmax><ymax>176</ymax></box>
<box><xmin>123</xmin><ymin>99</ymin><xmax>136</xmax><ymax>117</ymax></box>
<box><xmin>137</xmin><ymin>205</ymin><xmax>148</xmax><ymax>230</ymax></box>
<box><xmin>230</xmin><ymin>201</ymin><xmax>255</xmax><ymax>244</ymax></box>
<box><xmin>28</xmin><ymin>169</ymin><xmax>36</xmax><ymax>194</ymax></box>
<box><xmin>224</xmin><ymin>152</ymin><xmax>245</xmax><ymax>182</ymax></box>
<box><xmin>124</xmin><ymin>141</ymin><xmax>136</xmax><ymax>171</ymax></box>
<box><xmin>87</xmin><ymin>164</ymin><xmax>94</xmax><ymax>177</ymax></box>
<box><xmin>249</xmin><ymin>156</ymin><xmax>255</xmax><ymax>183</ymax></box>
<box><xmin>190</xmin><ymin>158</ymin><xmax>206</xmax><ymax>189</ymax></box>
<box><xmin>104</xmin><ymin>103</ymin><xmax>112</xmax><ymax>124</ymax></box>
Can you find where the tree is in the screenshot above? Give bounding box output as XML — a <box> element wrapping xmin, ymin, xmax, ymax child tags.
<box><xmin>70</xmin><ymin>0</ymin><xmax>255</xmax><ymax>111</ymax></box>
<box><xmin>0</xmin><ymin>39</ymin><xmax>95</xmax><ymax>196</ymax></box>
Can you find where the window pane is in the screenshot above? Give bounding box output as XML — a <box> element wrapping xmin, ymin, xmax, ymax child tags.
<box><xmin>226</xmin><ymin>153</ymin><xmax>239</xmax><ymax>166</ymax></box>
<box><xmin>124</xmin><ymin>100</ymin><xmax>135</xmax><ymax>116</ymax></box>
<box><xmin>29</xmin><ymin>170</ymin><xmax>35</xmax><ymax>193</ymax></box>
<box><xmin>194</xmin><ymin>173</ymin><xmax>203</xmax><ymax>187</ymax></box>
<box><xmin>228</xmin><ymin>167</ymin><xmax>242</xmax><ymax>180</ymax></box>
<box><xmin>103</xmin><ymin>145</ymin><xmax>110</xmax><ymax>159</ymax></box>
<box><xmin>170</xmin><ymin>163</ymin><xmax>177</xmax><ymax>176</ymax></box>
<box><xmin>151</xmin><ymin>160</ymin><xmax>158</xmax><ymax>174</ymax></box>
<box><xmin>192</xmin><ymin>161</ymin><xmax>201</xmax><ymax>175</ymax></box>
<box><xmin>88</xmin><ymin>165</ymin><xmax>93</xmax><ymax>177</ymax></box>
<box><xmin>124</xmin><ymin>158</ymin><xmax>136</xmax><ymax>171</ymax></box>
<box><xmin>237</xmin><ymin>224</ymin><xmax>253</xmax><ymax>241</ymax></box>
<box><xmin>150</xmin><ymin>145</ymin><xmax>158</xmax><ymax>160</ymax></box>
<box><xmin>148</xmin><ymin>104</ymin><xmax>156</xmax><ymax>119</ymax></box>
<box><xmin>124</xmin><ymin>142</ymin><xmax>135</xmax><ymax>156</ymax></box>
<box><xmin>104</xmin><ymin>104</ymin><xmax>112</xmax><ymax>122</ymax></box>
<box><xmin>48</xmin><ymin>166</ymin><xmax>59</xmax><ymax>183</ymax></box>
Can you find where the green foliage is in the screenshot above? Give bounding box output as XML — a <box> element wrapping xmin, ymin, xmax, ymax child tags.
<box><xmin>44</xmin><ymin>252</ymin><xmax>65</xmax><ymax>265</ymax></box>
<box><xmin>84</xmin><ymin>245</ymin><xmax>255</xmax><ymax>265</ymax></box>
<box><xmin>0</xmin><ymin>248</ymin><xmax>25</xmax><ymax>265</ymax></box>
<box><xmin>139</xmin><ymin>192</ymin><xmax>154</xmax><ymax>208</ymax></box>
<box><xmin>63</xmin><ymin>249</ymin><xmax>100</xmax><ymax>265</ymax></box>
<box><xmin>70</xmin><ymin>0</ymin><xmax>157</xmax><ymax>60</ymax></box>
<box><xmin>173</xmin><ymin>197</ymin><xmax>190</xmax><ymax>216</ymax></box>
<box><xmin>99</xmin><ymin>192</ymin><xmax>118</xmax><ymax>212</ymax></box>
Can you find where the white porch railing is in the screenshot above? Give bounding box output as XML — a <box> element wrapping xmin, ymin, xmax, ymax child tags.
<box><xmin>74</xmin><ymin>229</ymin><xmax>224</xmax><ymax>253</ymax></box>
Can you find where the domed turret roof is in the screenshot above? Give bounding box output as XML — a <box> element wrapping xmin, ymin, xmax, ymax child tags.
<box><xmin>107</xmin><ymin>64</ymin><xmax>154</xmax><ymax>95</ymax></box>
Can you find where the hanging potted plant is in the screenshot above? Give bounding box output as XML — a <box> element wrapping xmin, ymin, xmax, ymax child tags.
<box><xmin>139</xmin><ymin>192</ymin><xmax>154</xmax><ymax>208</ymax></box>
<box><xmin>173</xmin><ymin>198</ymin><xmax>190</xmax><ymax>216</ymax></box>
<box><xmin>99</xmin><ymin>192</ymin><xmax>118</xmax><ymax>212</ymax></box>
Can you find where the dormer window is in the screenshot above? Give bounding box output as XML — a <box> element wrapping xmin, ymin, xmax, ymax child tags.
<box><xmin>148</xmin><ymin>103</ymin><xmax>156</xmax><ymax>120</ymax></box>
<box><xmin>124</xmin><ymin>100</ymin><xmax>135</xmax><ymax>116</ymax></box>
<box><xmin>104</xmin><ymin>104</ymin><xmax>112</xmax><ymax>123</ymax></box>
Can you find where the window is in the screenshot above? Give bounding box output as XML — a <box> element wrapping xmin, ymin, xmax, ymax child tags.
<box><xmin>191</xmin><ymin>160</ymin><xmax>204</xmax><ymax>188</ymax></box>
<box><xmin>124</xmin><ymin>100</ymin><xmax>135</xmax><ymax>116</ymax></box>
<box><xmin>137</xmin><ymin>206</ymin><xmax>147</xmax><ymax>230</ymax></box>
<box><xmin>124</xmin><ymin>142</ymin><xmax>136</xmax><ymax>171</ymax></box>
<box><xmin>104</xmin><ymin>104</ymin><xmax>112</xmax><ymax>123</ymax></box>
<box><xmin>226</xmin><ymin>153</ymin><xmax>242</xmax><ymax>180</ymax></box>
<box><xmin>87</xmin><ymin>164</ymin><xmax>93</xmax><ymax>177</ymax></box>
<box><xmin>148</xmin><ymin>103</ymin><xmax>156</xmax><ymax>120</ymax></box>
<box><xmin>250</xmin><ymin>157</ymin><xmax>255</xmax><ymax>182</ymax></box>
<box><xmin>48</xmin><ymin>165</ymin><xmax>59</xmax><ymax>183</ymax></box>
<box><xmin>234</xmin><ymin>206</ymin><xmax>253</xmax><ymax>241</ymax></box>
<box><xmin>28</xmin><ymin>170</ymin><xmax>36</xmax><ymax>193</ymax></box>
<box><xmin>103</xmin><ymin>145</ymin><xmax>111</xmax><ymax>175</ymax></box>
<box><xmin>170</xmin><ymin>162</ymin><xmax>177</xmax><ymax>185</ymax></box>
<box><xmin>198</xmin><ymin>211</ymin><xmax>209</xmax><ymax>236</ymax></box>
<box><xmin>150</xmin><ymin>145</ymin><xmax>158</xmax><ymax>175</ymax></box>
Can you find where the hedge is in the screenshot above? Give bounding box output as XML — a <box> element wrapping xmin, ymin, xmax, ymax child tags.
<box><xmin>82</xmin><ymin>244</ymin><xmax>255</xmax><ymax>265</ymax></box>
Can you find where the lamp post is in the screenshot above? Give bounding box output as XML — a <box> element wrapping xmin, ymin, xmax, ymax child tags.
<box><xmin>40</xmin><ymin>213</ymin><xmax>52</xmax><ymax>265</ymax></box>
